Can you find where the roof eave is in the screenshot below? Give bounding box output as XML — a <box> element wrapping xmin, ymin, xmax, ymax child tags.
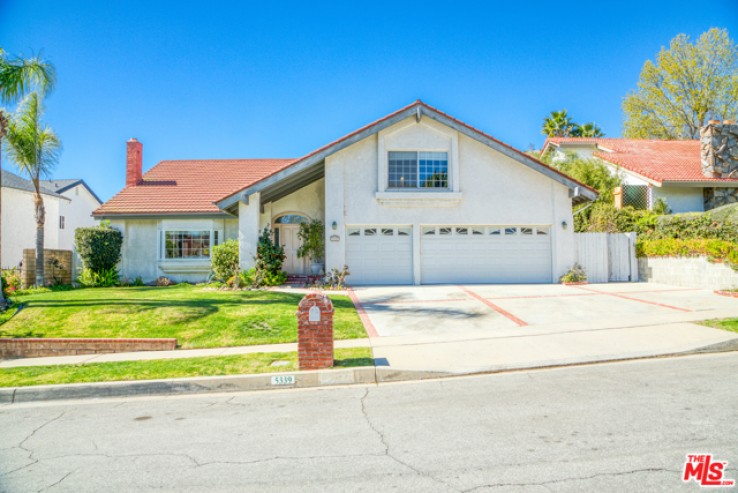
<box><xmin>216</xmin><ymin>102</ymin><xmax>598</xmax><ymax>209</ymax></box>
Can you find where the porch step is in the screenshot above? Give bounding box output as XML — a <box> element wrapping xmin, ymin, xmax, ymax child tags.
<box><xmin>285</xmin><ymin>275</ymin><xmax>323</xmax><ymax>286</ymax></box>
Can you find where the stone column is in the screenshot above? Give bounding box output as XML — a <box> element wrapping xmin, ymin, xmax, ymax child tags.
<box><xmin>296</xmin><ymin>292</ymin><xmax>334</xmax><ymax>370</ymax></box>
<box><xmin>238</xmin><ymin>192</ymin><xmax>261</xmax><ymax>271</ymax></box>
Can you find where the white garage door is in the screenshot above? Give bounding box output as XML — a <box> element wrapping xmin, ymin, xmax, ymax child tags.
<box><xmin>346</xmin><ymin>226</ymin><xmax>413</xmax><ymax>285</ymax></box>
<box><xmin>421</xmin><ymin>225</ymin><xmax>552</xmax><ymax>284</ymax></box>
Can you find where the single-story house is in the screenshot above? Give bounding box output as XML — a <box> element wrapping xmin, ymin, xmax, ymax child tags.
<box><xmin>1</xmin><ymin>170</ymin><xmax>102</xmax><ymax>268</ymax></box>
<box><xmin>94</xmin><ymin>101</ymin><xmax>597</xmax><ymax>285</ymax></box>
<box><xmin>542</xmin><ymin>121</ymin><xmax>738</xmax><ymax>213</ymax></box>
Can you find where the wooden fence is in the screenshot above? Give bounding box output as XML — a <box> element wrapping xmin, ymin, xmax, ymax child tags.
<box><xmin>575</xmin><ymin>233</ymin><xmax>638</xmax><ymax>283</ymax></box>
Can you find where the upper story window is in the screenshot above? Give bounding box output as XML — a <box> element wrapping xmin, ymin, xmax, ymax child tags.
<box><xmin>59</xmin><ymin>216</ymin><xmax>65</xmax><ymax>229</ymax></box>
<box><xmin>388</xmin><ymin>151</ymin><xmax>448</xmax><ymax>189</ymax></box>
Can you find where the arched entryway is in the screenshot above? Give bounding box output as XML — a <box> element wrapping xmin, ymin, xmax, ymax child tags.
<box><xmin>273</xmin><ymin>214</ymin><xmax>309</xmax><ymax>275</ymax></box>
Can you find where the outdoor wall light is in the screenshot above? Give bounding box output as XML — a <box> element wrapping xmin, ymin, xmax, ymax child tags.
<box><xmin>331</xmin><ymin>221</ymin><xmax>337</xmax><ymax>230</ymax></box>
<box><xmin>561</xmin><ymin>220</ymin><xmax>568</xmax><ymax>229</ymax></box>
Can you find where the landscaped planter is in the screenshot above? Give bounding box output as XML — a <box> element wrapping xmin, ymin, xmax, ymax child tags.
<box><xmin>715</xmin><ymin>290</ymin><xmax>738</xmax><ymax>298</ymax></box>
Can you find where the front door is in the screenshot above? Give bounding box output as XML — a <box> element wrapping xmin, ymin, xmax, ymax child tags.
<box><xmin>276</xmin><ymin>224</ymin><xmax>306</xmax><ymax>275</ymax></box>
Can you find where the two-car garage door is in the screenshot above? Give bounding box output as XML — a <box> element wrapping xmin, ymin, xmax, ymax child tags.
<box><xmin>346</xmin><ymin>225</ymin><xmax>553</xmax><ymax>285</ymax></box>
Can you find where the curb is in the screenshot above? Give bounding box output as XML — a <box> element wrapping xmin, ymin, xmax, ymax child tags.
<box><xmin>2</xmin><ymin>340</ymin><xmax>737</xmax><ymax>405</ymax></box>
<box><xmin>0</xmin><ymin>366</ymin><xmax>451</xmax><ymax>404</ymax></box>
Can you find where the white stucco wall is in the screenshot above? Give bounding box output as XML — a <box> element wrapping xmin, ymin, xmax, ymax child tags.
<box><xmin>325</xmin><ymin>117</ymin><xmax>576</xmax><ymax>283</ymax></box>
<box><xmin>1</xmin><ymin>187</ymin><xmax>64</xmax><ymax>268</ymax></box>
<box><xmin>112</xmin><ymin>217</ymin><xmax>238</xmax><ymax>283</ymax></box>
<box><xmin>58</xmin><ymin>184</ymin><xmax>101</xmax><ymax>250</ymax></box>
<box><xmin>259</xmin><ymin>179</ymin><xmax>325</xmax><ymax>228</ymax></box>
<box><xmin>652</xmin><ymin>186</ymin><xmax>704</xmax><ymax>214</ymax></box>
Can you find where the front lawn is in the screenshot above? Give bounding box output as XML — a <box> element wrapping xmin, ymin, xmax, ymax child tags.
<box><xmin>0</xmin><ymin>347</ymin><xmax>374</xmax><ymax>387</ymax></box>
<box><xmin>0</xmin><ymin>285</ymin><xmax>366</xmax><ymax>348</ymax></box>
<box><xmin>701</xmin><ymin>318</ymin><xmax>738</xmax><ymax>335</ymax></box>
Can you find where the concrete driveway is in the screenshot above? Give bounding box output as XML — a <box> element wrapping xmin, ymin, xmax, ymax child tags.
<box><xmin>350</xmin><ymin>283</ymin><xmax>738</xmax><ymax>372</ymax></box>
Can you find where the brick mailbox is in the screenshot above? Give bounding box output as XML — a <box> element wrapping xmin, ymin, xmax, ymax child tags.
<box><xmin>296</xmin><ymin>292</ymin><xmax>334</xmax><ymax>370</ymax></box>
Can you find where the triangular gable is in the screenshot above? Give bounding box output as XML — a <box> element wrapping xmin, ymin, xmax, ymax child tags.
<box><xmin>215</xmin><ymin>101</ymin><xmax>598</xmax><ymax>210</ymax></box>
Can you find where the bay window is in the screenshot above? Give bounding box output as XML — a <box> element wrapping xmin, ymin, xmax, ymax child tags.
<box><xmin>162</xmin><ymin>230</ymin><xmax>220</xmax><ymax>259</ymax></box>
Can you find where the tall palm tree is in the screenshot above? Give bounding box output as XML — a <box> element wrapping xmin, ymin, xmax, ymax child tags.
<box><xmin>542</xmin><ymin>109</ymin><xmax>578</xmax><ymax>137</ymax></box>
<box><xmin>576</xmin><ymin>122</ymin><xmax>605</xmax><ymax>138</ymax></box>
<box><xmin>0</xmin><ymin>50</ymin><xmax>55</xmax><ymax>303</ymax></box>
<box><xmin>4</xmin><ymin>92</ymin><xmax>61</xmax><ymax>287</ymax></box>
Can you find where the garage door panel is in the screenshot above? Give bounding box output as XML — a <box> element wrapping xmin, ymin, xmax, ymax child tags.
<box><xmin>421</xmin><ymin>225</ymin><xmax>552</xmax><ymax>284</ymax></box>
<box><xmin>346</xmin><ymin>226</ymin><xmax>413</xmax><ymax>285</ymax></box>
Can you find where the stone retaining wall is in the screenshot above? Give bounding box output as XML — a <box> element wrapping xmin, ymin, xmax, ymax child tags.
<box><xmin>0</xmin><ymin>338</ymin><xmax>177</xmax><ymax>359</ymax></box>
<box><xmin>638</xmin><ymin>256</ymin><xmax>738</xmax><ymax>290</ymax></box>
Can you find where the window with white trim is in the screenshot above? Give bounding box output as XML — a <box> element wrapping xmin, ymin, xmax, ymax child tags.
<box><xmin>59</xmin><ymin>216</ymin><xmax>65</xmax><ymax>229</ymax></box>
<box><xmin>162</xmin><ymin>230</ymin><xmax>220</xmax><ymax>259</ymax></box>
<box><xmin>388</xmin><ymin>151</ymin><xmax>448</xmax><ymax>189</ymax></box>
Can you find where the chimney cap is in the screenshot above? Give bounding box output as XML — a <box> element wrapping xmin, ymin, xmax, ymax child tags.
<box><xmin>128</xmin><ymin>137</ymin><xmax>139</xmax><ymax>142</ymax></box>
<box><xmin>723</xmin><ymin>120</ymin><xmax>735</xmax><ymax>125</ymax></box>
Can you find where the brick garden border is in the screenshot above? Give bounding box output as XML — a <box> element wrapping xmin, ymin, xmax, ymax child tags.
<box><xmin>0</xmin><ymin>338</ymin><xmax>177</xmax><ymax>359</ymax></box>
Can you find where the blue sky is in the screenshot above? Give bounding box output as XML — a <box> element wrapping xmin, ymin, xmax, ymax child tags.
<box><xmin>1</xmin><ymin>0</ymin><xmax>737</xmax><ymax>201</ymax></box>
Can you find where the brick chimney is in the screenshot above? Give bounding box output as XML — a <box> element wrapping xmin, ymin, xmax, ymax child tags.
<box><xmin>700</xmin><ymin>120</ymin><xmax>738</xmax><ymax>179</ymax></box>
<box><xmin>126</xmin><ymin>138</ymin><xmax>143</xmax><ymax>187</ymax></box>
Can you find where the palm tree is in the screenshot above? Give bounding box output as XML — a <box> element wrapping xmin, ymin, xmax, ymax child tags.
<box><xmin>0</xmin><ymin>50</ymin><xmax>54</xmax><ymax>303</ymax></box>
<box><xmin>4</xmin><ymin>92</ymin><xmax>61</xmax><ymax>287</ymax></box>
<box><xmin>575</xmin><ymin>122</ymin><xmax>604</xmax><ymax>138</ymax></box>
<box><xmin>542</xmin><ymin>110</ymin><xmax>578</xmax><ymax>137</ymax></box>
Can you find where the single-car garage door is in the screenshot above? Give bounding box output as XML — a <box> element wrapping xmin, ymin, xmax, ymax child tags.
<box><xmin>421</xmin><ymin>225</ymin><xmax>552</xmax><ymax>284</ymax></box>
<box><xmin>346</xmin><ymin>226</ymin><xmax>413</xmax><ymax>285</ymax></box>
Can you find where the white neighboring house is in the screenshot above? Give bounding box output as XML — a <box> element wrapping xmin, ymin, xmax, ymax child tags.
<box><xmin>1</xmin><ymin>170</ymin><xmax>102</xmax><ymax>268</ymax></box>
<box><xmin>95</xmin><ymin>101</ymin><xmax>598</xmax><ymax>285</ymax></box>
<box><xmin>542</xmin><ymin>123</ymin><xmax>738</xmax><ymax>213</ymax></box>
<box><xmin>40</xmin><ymin>179</ymin><xmax>103</xmax><ymax>250</ymax></box>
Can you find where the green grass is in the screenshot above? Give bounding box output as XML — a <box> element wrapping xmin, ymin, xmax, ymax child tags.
<box><xmin>0</xmin><ymin>347</ymin><xmax>374</xmax><ymax>387</ymax></box>
<box><xmin>0</xmin><ymin>285</ymin><xmax>366</xmax><ymax>348</ymax></box>
<box><xmin>701</xmin><ymin>318</ymin><xmax>738</xmax><ymax>334</ymax></box>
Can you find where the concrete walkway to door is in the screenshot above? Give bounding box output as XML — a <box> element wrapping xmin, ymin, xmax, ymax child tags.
<box><xmin>350</xmin><ymin>283</ymin><xmax>738</xmax><ymax>373</ymax></box>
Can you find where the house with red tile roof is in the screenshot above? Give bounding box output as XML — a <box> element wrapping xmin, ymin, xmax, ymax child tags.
<box><xmin>95</xmin><ymin>101</ymin><xmax>598</xmax><ymax>285</ymax></box>
<box><xmin>542</xmin><ymin>121</ymin><xmax>738</xmax><ymax>213</ymax></box>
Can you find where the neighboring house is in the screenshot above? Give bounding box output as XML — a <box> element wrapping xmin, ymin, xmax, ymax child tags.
<box><xmin>0</xmin><ymin>170</ymin><xmax>102</xmax><ymax>268</ymax></box>
<box><xmin>94</xmin><ymin>101</ymin><xmax>597</xmax><ymax>285</ymax></box>
<box><xmin>542</xmin><ymin>121</ymin><xmax>738</xmax><ymax>213</ymax></box>
<box><xmin>40</xmin><ymin>179</ymin><xmax>103</xmax><ymax>250</ymax></box>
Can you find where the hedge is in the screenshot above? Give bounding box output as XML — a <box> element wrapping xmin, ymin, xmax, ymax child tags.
<box><xmin>74</xmin><ymin>224</ymin><xmax>123</xmax><ymax>272</ymax></box>
<box><xmin>636</xmin><ymin>238</ymin><xmax>738</xmax><ymax>270</ymax></box>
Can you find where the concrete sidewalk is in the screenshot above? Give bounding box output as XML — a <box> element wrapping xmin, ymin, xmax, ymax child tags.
<box><xmin>0</xmin><ymin>338</ymin><xmax>372</xmax><ymax>368</ymax></box>
<box><xmin>370</xmin><ymin>321</ymin><xmax>738</xmax><ymax>373</ymax></box>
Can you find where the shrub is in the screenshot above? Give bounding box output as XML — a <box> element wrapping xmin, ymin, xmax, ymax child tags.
<box><xmin>77</xmin><ymin>267</ymin><xmax>120</xmax><ymax>287</ymax></box>
<box><xmin>323</xmin><ymin>265</ymin><xmax>350</xmax><ymax>289</ymax></box>
<box><xmin>297</xmin><ymin>219</ymin><xmax>325</xmax><ymax>262</ymax></box>
<box><xmin>1</xmin><ymin>268</ymin><xmax>21</xmax><ymax>297</ymax></box>
<box><xmin>240</xmin><ymin>267</ymin><xmax>286</xmax><ymax>289</ymax></box>
<box><xmin>636</xmin><ymin>238</ymin><xmax>738</xmax><ymax>270</ymax></box>
<box><xmin>75</xmin><ymin>223</ymin><xmax>123</xmax><ymax>273</ymax></box>
<box><xmin>255</xmin><ymin>227</ymin><xmax>285</xmax><ymax>275</ymax></box>
<box><xmin>560</xmin><ymin>263</ymin><xmax>587</xmax><ymax>283</ymax></box>
<box><xmin>211</xmin><ymin>239</ymin><xmax>240</xmax><ymax>282</ymax></box>
<box><xmin>151</xmin><ymin>276</ymin><xmax>176</xmax><ymax>287</ymax></box>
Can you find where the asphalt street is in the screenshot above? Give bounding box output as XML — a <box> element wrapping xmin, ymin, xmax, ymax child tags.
<box><xmin>1</xmin><ymin>352</ymin><xmax>737</xmax><ymax>492</ymax></box>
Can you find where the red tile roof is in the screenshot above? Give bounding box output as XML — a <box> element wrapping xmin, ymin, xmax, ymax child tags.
<box><xmin>94</xmin><ymin>159</ymin><xmax>296</xmax><ymax>216</ymax></box>
<box><xmin>545</xmin><ymin>137</ymin><xmax>738</xmax><ymax>185</ymax></box>
<box><xmin>98</xmin><ymin>102</ymin><xmax>599</xmax><ymax>216</ymax></box>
